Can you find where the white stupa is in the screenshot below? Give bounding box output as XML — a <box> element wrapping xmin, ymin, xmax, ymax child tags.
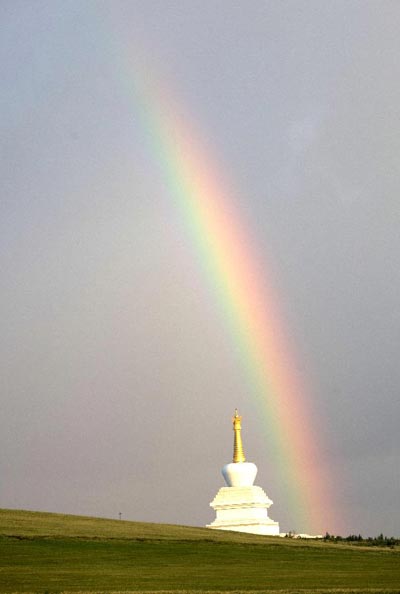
<box><xmin>206</xmin><ymin>410</ymin><xmax>280</xmax><ymax>536</ymax></box>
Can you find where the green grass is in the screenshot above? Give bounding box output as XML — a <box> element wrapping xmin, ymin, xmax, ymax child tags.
<box><xmin>0</xmin><ymin>509</ymin><xmax>399</xmax><ymax>593</ymax></box>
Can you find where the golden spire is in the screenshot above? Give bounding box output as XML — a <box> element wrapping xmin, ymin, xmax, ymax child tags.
<box><xmin>232</xmin><ymin>409</ymin><xmax>246</xmax><ymax>463</ymax></box>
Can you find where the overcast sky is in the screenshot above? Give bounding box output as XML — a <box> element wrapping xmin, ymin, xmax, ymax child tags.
<box><xmin>1</xmin><ymin>1</ymin><xmax>399</xmax><ymax>537</ymax></box>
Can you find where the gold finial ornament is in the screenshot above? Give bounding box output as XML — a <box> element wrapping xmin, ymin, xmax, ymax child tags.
<box><xmin>232</xmin><ymin>409</ymin><xmax>246</xmax><ymax>463</ymax></box>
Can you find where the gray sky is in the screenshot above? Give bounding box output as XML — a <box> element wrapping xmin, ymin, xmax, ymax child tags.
<box><xmin>1</xmin><ymin>1</ymin><xmax>399</xmax><ymax>536</ymax></box>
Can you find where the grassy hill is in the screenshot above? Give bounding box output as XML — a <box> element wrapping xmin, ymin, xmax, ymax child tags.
<box><xmin>0</xmin><ymin>509</ymin><xmax>399</xmax><ymax>593</ymax></box>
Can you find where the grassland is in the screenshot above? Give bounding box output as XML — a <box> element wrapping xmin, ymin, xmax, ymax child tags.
<box><xmin>0</xmin><ymin>509</ymin><xmax>399</xmax><ymax>593</ymax></box>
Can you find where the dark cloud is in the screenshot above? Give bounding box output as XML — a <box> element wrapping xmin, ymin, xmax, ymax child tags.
<box><xmin>0</xmin><ymin>1</ymin><xmax>399</xmax><ymax>536</ymax></box>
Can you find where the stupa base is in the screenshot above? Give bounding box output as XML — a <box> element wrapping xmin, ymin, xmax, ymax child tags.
<box><xmin>207</xmin><ymin>485</ymin><xmax>280</xmax><ymax>536</ymax></box>
<box><xmin>207</xmin><ymin>517</ymin><xmax>280</xmax><ymax>536</ymax></box>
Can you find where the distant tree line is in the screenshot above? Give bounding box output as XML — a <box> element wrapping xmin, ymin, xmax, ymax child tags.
<box><xmin>323</xmin><ymin>532</ymin><xmax>399</xmax><ymax>547</ymax></box>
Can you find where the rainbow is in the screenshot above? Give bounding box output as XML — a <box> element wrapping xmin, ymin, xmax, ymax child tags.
<box><xmin>115</xmin><ymin>48</ymin><xmax>339</xmax><ymax>534</ymax></box>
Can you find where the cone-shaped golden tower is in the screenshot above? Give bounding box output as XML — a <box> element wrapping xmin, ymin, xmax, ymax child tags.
<box><xmin>232</xmin><ymin>409</ymin><xmax>246</xmax><ymax>463</ymax></box>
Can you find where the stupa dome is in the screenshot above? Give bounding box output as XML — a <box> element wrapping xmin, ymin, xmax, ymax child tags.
<box><xmin>222</xmin><ymin>461</ymin><xmax>258</xmax><ymax>487</ymax></box>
